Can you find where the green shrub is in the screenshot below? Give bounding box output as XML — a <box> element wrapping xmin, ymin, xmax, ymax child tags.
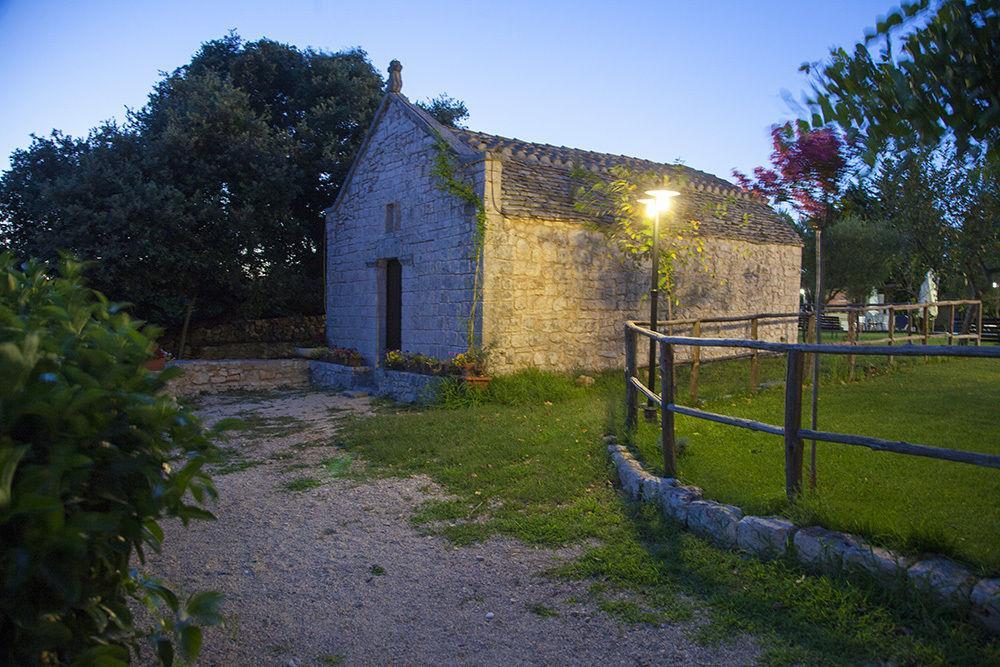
<box><xmin>0</xmin><ymin>255</ymin><xmax>223</xmax><ymax>665</ymax></box>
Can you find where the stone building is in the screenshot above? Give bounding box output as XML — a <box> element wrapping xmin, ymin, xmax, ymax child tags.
<box><xmin>325</xmin><ymin>62</ymin><xmax>802</xmax><ymax>373</ymax></box>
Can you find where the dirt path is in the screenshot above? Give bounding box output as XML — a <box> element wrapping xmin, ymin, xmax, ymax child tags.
<box><xmin>153</xmin><ymin>390</ymin><xmax>759</xmax><ymax>666</ymax></box>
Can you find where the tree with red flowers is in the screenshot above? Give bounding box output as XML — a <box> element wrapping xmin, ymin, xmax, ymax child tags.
<box><xmin>733</xmin><ymin>122</ymin><xmax>846</xmax><ymax>225</ymax></box>
<box><xmin>733</xmin><ymin>121</ymin><xmax>848</xmax><ymax>488</ymax></box>
<box><xmin>733</xmin><ymin>122</ymin><xmax>847</xmax><ymax>307</ymax></box>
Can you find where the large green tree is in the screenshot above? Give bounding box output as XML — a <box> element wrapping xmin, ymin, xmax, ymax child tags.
<box><xmin>803</xmin><ymin>0</ymin><xmax>998</xmax><ymax>162</ymax></box>
<box><xmin>800</xmin><ymin>0</ymin><xmax>999</xmax><ymax>303</ymax></box>
<box><xmin>0</xmin><ymin>34</ymin><xmax>385</xmax><ymax>328</ymax></box>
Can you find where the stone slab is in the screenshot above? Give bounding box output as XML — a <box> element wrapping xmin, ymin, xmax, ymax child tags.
<box><xmin>659</xmin><ymin>485</ymin><xmax>702</xmax><ymax>526</ymax></box>
<box><xmin>687</xmin><ymin>500</ymin><xmax>744</xmax><ymax>547</ymax></box>
<box><xmin>971</xmin><ymin>578</ymin><xmax>1000</xmax><ymax>634</ymax></box>
<box><xmin>793</xmin><ymin>526</ymin><xmax>862</xmax><ymax>569</ymax></box>
<box><xmin>736</xmin><ymin>515</ymin><xmax>796</xmax><ymax>558</ymax></box>
<box><xmin>842</xmin><ymin>543</ymin><xmax>912</xmax><ymax>582</ymax></box>
<box><xmin>907</xmin><ymin>557</ymin><xmax>976</xmax><ymax>607</ymax></box>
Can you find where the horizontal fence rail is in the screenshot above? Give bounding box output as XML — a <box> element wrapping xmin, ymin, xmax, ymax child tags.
<box><xmin>637</xmin><ymin>300</ymin><xmax>983</xmax><ymax>401</ymax></box>
<box><xmin>623</xmin><ymin>319</ymin><xmax>1000</xmax><ymax>499</ymax></box>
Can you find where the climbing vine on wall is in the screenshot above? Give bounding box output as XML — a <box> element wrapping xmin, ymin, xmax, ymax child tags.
<box><xmin>431</xmin><ymin>134</ymin><xmax>487</xmax><ymax>352</ymax></box>
<box><xmin>571</xmin><ymin>164</ymin><xmax>725</xmax><ymax>309</ymax></box>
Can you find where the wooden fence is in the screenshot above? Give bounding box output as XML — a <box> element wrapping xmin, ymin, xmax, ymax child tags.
<box><xmin>654</xmin><ymin>300</ymin><xmax>984</xmax><ymax>403</ymax></box>
<box><xmin>623</xmin><ymin>320</ymin><xmax>1000</xmax><ymax>501</ymax></box>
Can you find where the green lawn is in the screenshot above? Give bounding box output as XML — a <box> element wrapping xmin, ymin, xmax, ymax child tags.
<box><xmin>337</xmin><ymin>367</ymin><xmax>999</xmax><ymax>664</ymax></box>
<box><xmin>626</xmin><ymin>356</ymin><xmax>1000</xmax><ymax>574</ymax></box>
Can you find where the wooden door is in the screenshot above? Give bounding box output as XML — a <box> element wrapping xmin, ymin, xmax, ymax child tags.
<box><xmin>385</xmin><ymin>259</ymin><xmax>402</xmax><ymax>352</ymax></box>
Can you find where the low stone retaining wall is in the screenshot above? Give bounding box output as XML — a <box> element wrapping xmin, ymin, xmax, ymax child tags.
<box><xmin>373</xmin><ymin>369</ymin><xmax>447</xmax><ymax>404</ymax></box>
<box><xmin>607</xmin><ymin>440</ymin><xmax>999</xmax><ymax>635</ymax></box>
<box><xmin>164</xmin><ymin>359</ymin><xmax>309</xmax><ymax>396</ymax></box>
<box><xmin>308</xmin><ymin>362</ymin><xmax>446</xmax><ymax>404</ymax></box>
<box><xmin>309</xmin><ymin>361</ymin><xmax>373</xmax><ymax>391</ymax></box>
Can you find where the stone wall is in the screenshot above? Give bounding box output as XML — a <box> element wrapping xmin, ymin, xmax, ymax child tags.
<box><xmin>482</xmin><ymin>216</ymin><xmax>801</xmax><ymax>373</ymax></box>
<box><xmin>162</xmin><ymin>315</ymin><xmax>325</xmax><ymax>359</ymax></box>
<box><xmin>326</xmin><ymin>96</ymin><xmax>480</xmax><ymax>366</ymax></box>
<box><xmin>308</xmin><ymin>361</ymin><xmax>445</xmax><ymax>405</ymax></box>
<box><xmin>164</xmin><ymin>359</ymin><xmax>309</xmax><ymax>396</ymax></box>
<box><xmin>608</xmin><ymin>441</ymin><xmax>1000</xmax><ymax>635</ymax></box>
<box><xmin>308</xmin><ymin>361</ymin><xmax>373</xmax><ymax>391</ymax></box>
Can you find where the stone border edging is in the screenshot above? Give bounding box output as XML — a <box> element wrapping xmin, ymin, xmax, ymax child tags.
<box><xmin>605</xmin><ymin>438</ymin><xmax>999</xmax><ymax>635</ymax></box>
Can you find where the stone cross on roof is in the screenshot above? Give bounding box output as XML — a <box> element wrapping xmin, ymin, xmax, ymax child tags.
<box><xmin>387</xmin><ymin>60</ymin><xmax>402</xmax><ymax>93</ymax></box>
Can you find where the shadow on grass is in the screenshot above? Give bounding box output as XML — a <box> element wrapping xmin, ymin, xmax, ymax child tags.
<box><xmin>557</xmin><ymin>498</ymin><xmax>998</xmax><ymax>666</ymax></box>
<box><xmin>337</xmin><ymin>368</ymin><xmax>998</xmax><ymax>665</ymax></box>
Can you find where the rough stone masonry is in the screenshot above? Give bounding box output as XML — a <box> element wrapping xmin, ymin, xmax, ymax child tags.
<box><xmin>326</xmin><ymin>61</ymin><xmax>802</xmax><ymax>373</ymax></box>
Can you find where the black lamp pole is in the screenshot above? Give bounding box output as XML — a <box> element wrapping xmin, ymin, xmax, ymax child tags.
<box><xmin>644</xmin><ymin>208</ymin><xmax>660</xmax><ymax>421</ymax></box>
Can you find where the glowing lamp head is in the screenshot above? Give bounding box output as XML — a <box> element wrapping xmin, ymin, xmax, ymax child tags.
<box><xmin>645</xmin><ymin>189</ymin><xmax>680</xmax><ymax>213</ymax></box>
<box><xmin>637</xmin><ymin>198</ymin><xmax>656</xmax><ymax>218</ymax></box>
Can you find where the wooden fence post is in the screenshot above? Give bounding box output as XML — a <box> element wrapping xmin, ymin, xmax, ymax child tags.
<box><xmin>784</xmin><ymin>349</ymin><xmax>805</xmax><ymax>501</ymax></box>
<box><xmin>848</xmin><ymin>309</ymin><xmax>857</xmax><ymax>381</ymax></box>
<box><xmin>750</xmin><ymin>317</ymin><xmax>760</xmax><ymax>392</ymax></box>
<box><xmin>923</xmin><ymin>304</ymin><xmax>930</xmax><ymax>346</ymax></box>
<box><xmin>660</xmin><ymin>341</ymin><xmax>677</xmax><ymax>478</ymax></box>
<box><xmin>803</xmin><ymin>314</ymin><xmax>815</xmax><ymax>381</ymax></box>
<box><xmin>689</xmin><ymin>320</ymin><xmax>701</xmax><ymax>404</ymax></box>
<box><xmin>948</xmin><ymin>303</ymin><xmax>956</xmax><ymax>345</ymax></box>
<box><xmin>977</xmin><ymin>301</ymin><xmax>983</xmax><ymax>347</ymax></box>
<box><xmin>625</xmin><ymin>325</ymin><xmax>638</xmax><ymax>430</ymax></box>
<box><xmin>887</xmin><ymin>306</ymin><xmax>895</xmax><ymax>364</ymax></box>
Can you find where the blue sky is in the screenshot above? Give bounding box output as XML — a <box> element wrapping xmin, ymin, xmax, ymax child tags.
<box><xmin>0</xmin><ymin>0</ymin><xmax>891</xmax><ymax>180</ymax></box>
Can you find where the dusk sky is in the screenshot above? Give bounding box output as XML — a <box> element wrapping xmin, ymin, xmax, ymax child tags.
<box><xmin>1</xmin><ymin>0</ymin><xmax>891</xmax><ymax>181</ymax></box>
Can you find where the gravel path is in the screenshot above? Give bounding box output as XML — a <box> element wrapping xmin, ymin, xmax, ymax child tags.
<box><xmin>152</xmin><ymin>390</ymin><xmax>759</xmax><ymax>666</ymax></box>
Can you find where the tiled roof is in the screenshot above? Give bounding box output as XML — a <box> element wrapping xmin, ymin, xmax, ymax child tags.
<box><xmin>452</xmin><ymin>128</ymin><xmax>802</xmax><ymax>246</ymax></box>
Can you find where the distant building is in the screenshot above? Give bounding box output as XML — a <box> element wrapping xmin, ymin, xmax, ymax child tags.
<box><xmin>325</xmin><ymin>62</ymin><xmax>802</xmax><ymax>372</ymax></box>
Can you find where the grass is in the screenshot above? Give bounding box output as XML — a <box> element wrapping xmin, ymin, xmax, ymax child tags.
<box><xmin>337</xmin><ymin>365</ymin><xmax>999</xmax><ymax>664</ymax></box>
<box><xmin>322</xmin><ymin>454</ymin><xmax>353</xmax><ymax>477</ymax></box>
<box><xmin>527</xmin><ymin>603</ymin><xmax>559</xmax><ymax>617</ymax></box>
<box><xmin>235</xmin><ymin>413</ymin><xmax>310</xmax><ymax>439</ymax></box>
<box><xmin>208</xmin><ymin>445</ymin><xmax>265</xmax><ymax>476</ymax></box>
<box><xmin>280</xmin><ymin>476</ymin><xmax>323</xmax><ymax>493</ymax></box>
<box><xmin>623</xmin><ymin>356</ymin><xmax>1000</xmax><ymax>573</ymax></box>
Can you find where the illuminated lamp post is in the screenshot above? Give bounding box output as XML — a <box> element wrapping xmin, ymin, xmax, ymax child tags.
<box><xmin>640</xmin><ymin>189</ymin><xmax>680</xmax><ymax>420</ymax></box>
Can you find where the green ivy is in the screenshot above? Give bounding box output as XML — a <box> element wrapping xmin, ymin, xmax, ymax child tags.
<box><xmin>570</xmin><ymin>164</ymin><xmax>716</xmax><ymax>308</ymax></box>
<box><xmin>431</xmin><ymin>135</ymin><xmax>487</xmax><ymax>352</ymax></box>
<box><xmin>0</xmin><ymin>254</ymin><xmax>226</xmax><ymax>665</ymax></box>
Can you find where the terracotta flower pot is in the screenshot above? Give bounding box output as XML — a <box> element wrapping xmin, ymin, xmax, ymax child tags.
<box><xmin>463</xmin><ymin>374</ymin><xmax>492</xmax><ymax>390</ymax></box>
<box><xmin>145</xmin><ymin>357</ymin><xmax>167</xmax><ymax>371</ymax></box>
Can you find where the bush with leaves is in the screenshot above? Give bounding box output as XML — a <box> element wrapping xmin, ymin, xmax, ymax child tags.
<box><xmin>0</xmin><ymin>254</ymin><xmax>224</xmax><ymax>665</ymax></box>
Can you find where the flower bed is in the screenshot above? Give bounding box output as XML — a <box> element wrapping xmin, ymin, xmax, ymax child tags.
<box><xmin>383</xmin><ymin>349</ymin><xmax>488</xmax><ymax>377</ymax></box>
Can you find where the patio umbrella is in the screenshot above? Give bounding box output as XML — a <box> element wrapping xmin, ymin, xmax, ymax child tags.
<box><xmin>919</xmin><ymin>270</ymin><xmax>938</xmax><ymax>319</ymax></box>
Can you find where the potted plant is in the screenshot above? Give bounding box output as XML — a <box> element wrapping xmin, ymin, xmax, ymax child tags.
<box><xmin>451</xmin><ymin>349</ymin><xmax>491</xmax><ymax>389</ymax></box>
<box><xmin>144</xmin><ymin>346</ymin><xmax>171</xmax><ymax>371</ymax></box>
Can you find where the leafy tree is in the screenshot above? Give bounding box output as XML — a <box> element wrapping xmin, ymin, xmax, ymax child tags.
<box><xmin>417</xmin><ymin>94</ymin><xmax>469</xmax><ymax>128</ymax></box>
<box><xmin>802</xmin><ymin>0</ymin><xmax>998</xmax><ymax>162</ymax></box>
<box><xmin>800</xmin><ymin>215</ymin><xmax>900</xmax><ymax>303</ymax></box>
<box><xmin>733</xmin><ymin>122</ymin><xmax>848</xmax><ymax>305</ymax></box>
<box><xmin>0</xmin><ymin>33</ymin><xmax>386</xmax><ymax>329</ymax></box>
<box><xmin>872</xmin><ymin>146</ymin><xmax>1000</xmax><ymax>302</ymax></box>
<box><xmin>733</xmin><ymin>123</ymin><xmax>846</xmax><ymax>222</ymax></box>
<box><xmin>0</xmin><ymin>254</ymin><xmax>225</xmax><ymax>665</ymax></box>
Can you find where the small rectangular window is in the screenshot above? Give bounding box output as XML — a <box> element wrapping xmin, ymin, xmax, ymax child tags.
<box><xmin>384</xmin><ymin>203</ymin><xmax>395</xmax><ymax>233</ymax></box>
<box><xmin>385</xmin><ymin>202</ymin><xmax>402</xmax><ymax>233</ymax></box>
